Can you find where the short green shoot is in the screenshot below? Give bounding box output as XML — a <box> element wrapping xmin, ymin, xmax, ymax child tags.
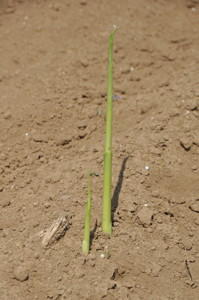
<box><xmin>82</xmin><ymin>172</ymin><xmax>94</xmax><ymax>255</ymax></box>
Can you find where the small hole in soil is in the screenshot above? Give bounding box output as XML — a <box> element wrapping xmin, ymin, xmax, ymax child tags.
<box><xmin>164</xmin><ymin>211</ymin><xmax>174</xmax><ymax>217</ymax></box>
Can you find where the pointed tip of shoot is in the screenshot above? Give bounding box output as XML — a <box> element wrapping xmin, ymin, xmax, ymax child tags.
<box><xmin>112</xmin><ymin>24</ymin><xmax>119</xmax><ymax>32</ymax></box>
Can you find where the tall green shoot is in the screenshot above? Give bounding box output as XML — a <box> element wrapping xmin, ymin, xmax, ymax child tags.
<box><xmin>102</xmin><ymin>30</ymin><xmax>116</xmax><ymax>234</ymax></box>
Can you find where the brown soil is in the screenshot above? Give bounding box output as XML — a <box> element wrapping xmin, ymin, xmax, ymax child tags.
<box><xmin>0</xmin><ymin>0</ymin><xmax>199</xmax><ymax>299</ymax></box>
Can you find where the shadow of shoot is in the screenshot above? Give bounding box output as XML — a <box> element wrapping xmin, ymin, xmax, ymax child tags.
<box><xmin>112</xmin><ymin>156</ymin><xmax>129</xmax><ymax>222</ymax></box>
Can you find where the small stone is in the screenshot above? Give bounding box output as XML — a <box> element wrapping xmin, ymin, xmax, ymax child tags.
<box><xmin>45</xmin><ymin>171</ymin><xmax>62</xmax><ymax>184</ymax></box>
<box><xmin>170</xmin><ymin>197</ymin><xmax>186</xmax><ymax>204</ymax></box>
<box><xmin>185</xmin><ymin>279</ymin><xmax>198</xmax><ymax>288</ymax></box>
<box><xmin>151</xmin><ymin>263</ymin><xmax>162</xmax><ymax>276</ymax></box>
<box><xmin>180</xmin><ymin>136</ymin><xmax>193</xmax><ymax>151</ymax></box>
<box><xmin>122</xmin><ymin>277</ymin><xmax>135</xmax><ymax>288</ymax></box>
<box><xmin>88</xmin><ymin>260</ymin><xmax>95</xmax><ymax>267</ymax></box>
<box><xmin>2</xmin><ymin>229</ymin><xmax>8</xmax><ymax>237</ymax></box>
<box><xmin>143</xmin><ymin>266</ymin><xmax>151</xmax><ymax>274</ymax></box>
<box><xmin>151</xmin><ymin>147</ymin><xmax>162</xmax><ymax>155</ymax></box>
<box><xmin>3</xmin><ymin>111</ymin><xmax>12</xmax><ymax>119</ymax></box>
<box><xmin>130</xmin><ymin>232</ymin><xmax>137</xmax><ymax>241</ymax></box>
<box><xmin>44</xmin><ymin>202</ymin><xmax>51</xmax><ymax>209</ymax></box>
<box><xmin>128</xmin><ymin>203</ymin><xmax>137</xmax><ymax>214</ymax></box>
<box><xmin>32</xmin><ymin>134</ymin><xmax>48</xmax><ymax>143</ymax></box>
<box><xmin>137</xmin><ymin>206</ymin><xmax>154</xmax><ymax>227</ymax></box>
<box><xmin>50</xmin><ymin>3</ymin><xmax>61</xmax><ymax>11</ymax></box>
<box><xmin>4</xmin><ymin>6</ymin><xmax>15</xmax><ymax>14</ymax></box>
<box><xmin>192</xmin><ymin>165</ymin><xmax>198</xmax><ymax>171</ymax></box>
<box><xmin>151</xmin><ymin>190</ymin><xmax>160</xmax><ymax>198</ymax></box>
<box><xmin>80</xmin><ymin>0</ymin><xmax>87</xmax><ymax>5</ymax></box>
<box><xmin>76</xmin><ymin>256</ymin><xmax>86</xmax><ymax>266</ymax></box>
<box><xmin>79</xmin><ymin>59</ymin><xmax>89</xmax><ymax>68</ymax></box>
<box><xmin>55</xmin><ymin>137</ymin><xmax>72</xmax><ymax>146</ymax></box>
<box><xmin>1</xmin><ymin>199</ymin><xmax>11</xmax><ymax>207</ymax></box>
<box><xmin>194</xmin><ymin>217</ymin><xmax>199</xmax><ymax>226</ymax></box>
<box><xmin>185</xmin><ymin>98</ymin><xmax>198</xmax><ymax>111</ymax></box>
<box><xmin>178</xmin><ymin>239</ymin><xmax>192</xmax><ymax>251</ymax></box>
<box><xmin>155</xmin><ymin>214</ymin><xmax>163</xmax><ymax>224</ymax></box>
<box><xmin>104</xmin><ymin>245</ymin><xmax>111</xmax><ymax>259</ymax></box>
<box><xmin>189</xmin><ymin>200</ymin><xmax>199</xmax><ymax>213</ymax></box>
<box><xmin>76</xmin><ymin>269</ymin><xmax>85</xmax><ymax>279</ymax></box>
<box><xmin>77</xmin><ymin>122</ymin><xmax>87</xmax><ymax>130</ymax></box>
<box><xmin>13</xmin><ymin>266</ymin><xmax>29</xmax><ymax>282</ymax></box>
<box><xmin>89</xmin><ymin>254</ymin><xmax>96</xmax><ymax>261</ymax></box>
<box><xmin>142</xmin><ymin>169</ymin><xmax>149</xmax><ymax>176</ymax></box>
<box><xmin>34</xmin><ymin>253</ymin><xmax>40</xmax><ymax>259</ymax></box>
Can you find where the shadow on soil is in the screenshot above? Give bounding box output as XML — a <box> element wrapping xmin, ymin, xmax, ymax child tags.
<box><xmin>112</xmin><ymin>156</ymin><xmax>128</xmax><ymax>221</ymax></box>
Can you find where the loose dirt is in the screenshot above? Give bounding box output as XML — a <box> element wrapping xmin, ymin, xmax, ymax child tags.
<box><xmin>0</xmin><ymin>0</ymin><xmax>199</xmax><ymax>299</ymax></box>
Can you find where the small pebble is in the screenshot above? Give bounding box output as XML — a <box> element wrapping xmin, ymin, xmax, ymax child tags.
<box><xmin>178</xmin><ymin>239</ymin><xmax>192</xmax><ymax>251</ymax></box>
<box><xmin>151</xmin><ymin>263</ymin><xmax>162</xmax><ymax>277</ymax></box>
<box><xmin>13</xmin><ymin>266</ymin><xmax>29</xmax><ymax>282</ymax></box>
<box><xmin>137</xmin><ymin>206</ymin><xmax>154</xmax><ymax>227</ymax></box>
<box><xmin>130</xmin><ymin>232</ymin><xmax>137</xmax><ymax>241</ymax></box>
<box><xmin>80</xmin><ymin>0</ymin><xmax>87</xmax><ymax>5</ymax></box>
<box><xmin>189</xmin><ymin>200</ymin><xmax>199</xmax><ymax>213</ymax></box>
<box><xmin>151</xmin><ymin>190</ymin><xmax>160</xmax><ymax>198</ymax></box>
<box><xmin>88</xmin><ymin>254</ymin><xmax>96</xmax><ymax>261</ymax></box>
<box><xmin>185</xmin><ymin>98</ymin><xmax>198</xmax><ymax>111</ymax></box>
<box><xmin>142</xmin><ymin>169</ymin><xmax>149</xmax><ymax>176</ymax></box>
<box><xmin>34</xmin><ymin>253</ymin><xmax>40</xmax><ymax>259</ymax></box>
<box><xmin>1</xmin><ymin>199</ymin><xmax>11</xmax><ymax>207</ymax></box>
<box><xmin>50</xmin><ymin>3</ymin><xmax>61</xmax><ymax>11</ymax></box>
<box><xmin>180</xmin><ymin>137</ymin><xmax>192</xmax><ymax>151</ymax></box>
<box><xmin>4</xmin><ymin>112</ymin><xmax>12</xmax><ymax>119</ymax></box>
<box><xmin>170</xmin><ymin>197</ymin><xmax>186</xmax><ymax>204</ymax></box>
<box><xmin>194</xmin><ymin>218</ymin><xmax>199</xmax><ymax>226</ymax></box>
<box><xmin>44</xmin><ymin>202</ymin><xmax>51</xmax><ymax>209</ymax></box>
<box><xmin>192</xmin><ymin>165</ymin><xmax>198</xmax><ymax>171</ymax></box>
<box><xmin>55</xmin><ymin>137</ymin><xmax>72</xmax><ymax>146</ymax></box>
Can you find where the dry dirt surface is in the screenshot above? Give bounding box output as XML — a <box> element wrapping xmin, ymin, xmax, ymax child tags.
<box><xmin>0</xmin><ymin>0</ymin><xmax>199</xmax><ymax>299</ymax></box>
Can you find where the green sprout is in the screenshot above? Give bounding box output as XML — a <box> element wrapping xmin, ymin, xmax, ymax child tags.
<box><xmin>102</xmin><ymin>29</ymin><xmax>116</xmax><ymax>234</ymax></box>
<box><xmin>82</xmin><ymin>172</ymin><xmax>96</xmax><ymax>255</ymax></box>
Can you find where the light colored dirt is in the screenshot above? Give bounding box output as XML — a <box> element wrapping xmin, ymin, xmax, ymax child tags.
<box><xmin>0</xmin><ymin>0</ymin><xmax>199</xmax><ymax>299</ymax></box>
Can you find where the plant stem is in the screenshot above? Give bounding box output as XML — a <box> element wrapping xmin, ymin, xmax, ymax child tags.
<box><xmin>82</xmin><ymin>173</ymin><xmax>92</xmax><ymax>255</ymax></box>
<box><xmin>102</xmin><ymin>30</ymin><xmax>116</xmax><ymax>234</ymax></box>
